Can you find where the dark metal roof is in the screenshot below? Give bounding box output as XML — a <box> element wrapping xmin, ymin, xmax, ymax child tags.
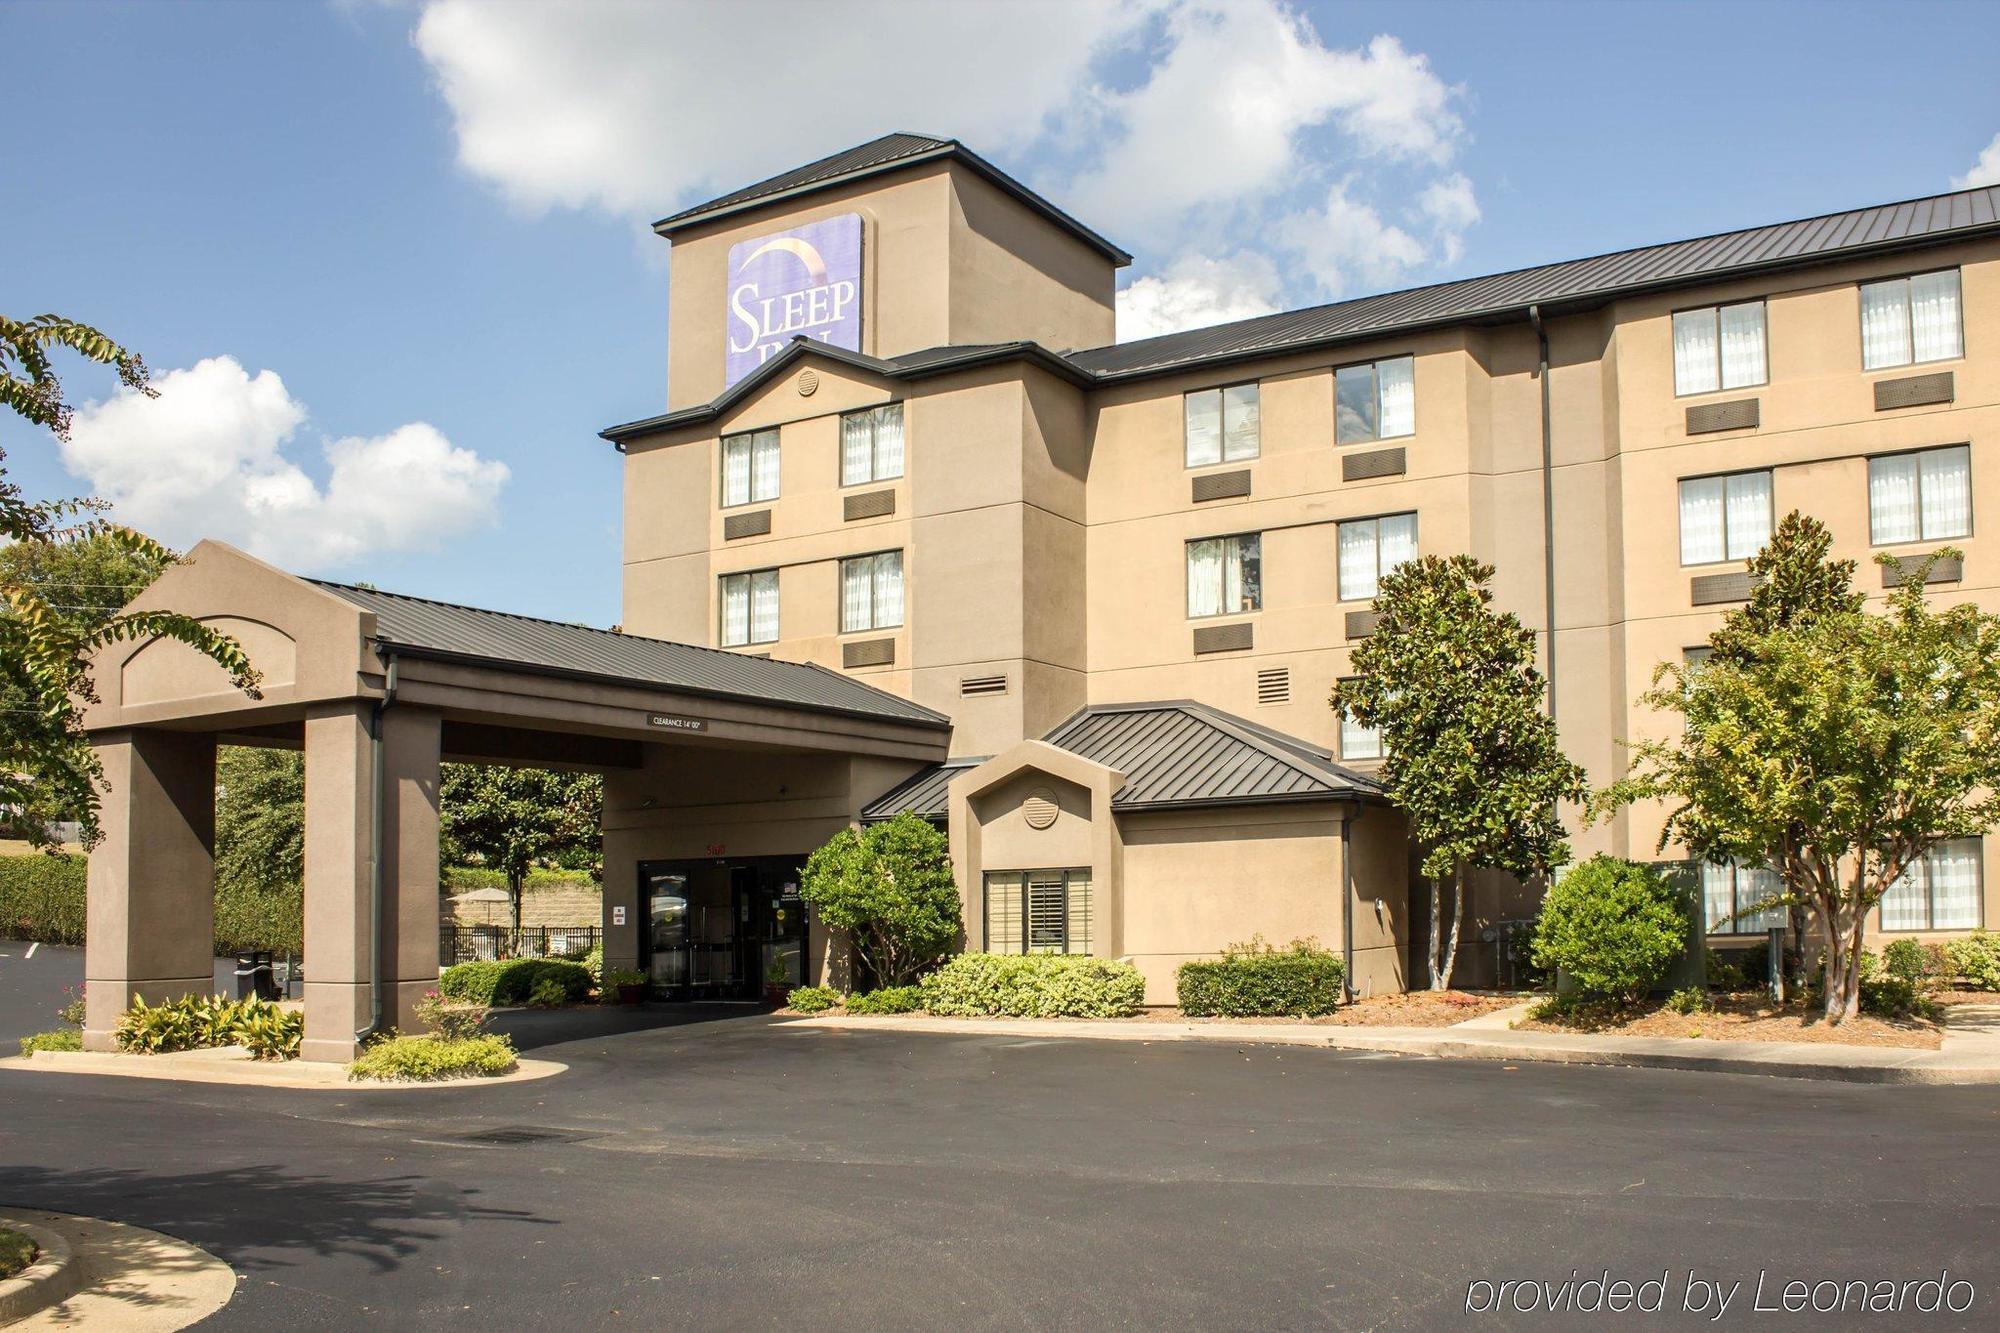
<box><xmin>310</xmin><ymin>581</ymin><xmax>949</xmax><ymax>729</ymax></box>
<box><xmin>1072</xmin><ymin>184</ymin><xmax>2000</xmax><ymax>380</ymax></box>
<box><xmin>859</xmin><ymin>755</ymin><xmax>990</xmax><ymax>823</ymax></box>
<box><xmin>652</xmin><ymin>131</ymin><xmax>1131</xmax><ymax>264</ymax></box>
<box><xmin>1044</xmin><ymin>701</ymin><xmax>1381</xmax><ymax>810</ymax></box>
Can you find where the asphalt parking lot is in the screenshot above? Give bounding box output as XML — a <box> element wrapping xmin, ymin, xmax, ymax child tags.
<box><xmin>2</xmin><ymin>944</ymin><xmax>1998</xmax><ymax>1330</ymax></box>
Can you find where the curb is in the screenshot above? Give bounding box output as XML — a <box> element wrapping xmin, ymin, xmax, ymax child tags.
<box><xmin>0</xmin><ymin>1216</ymin><xmax>84</xmax><ymax>1325</ymax></box>
<box><xmin>3</xmin><ymin>1049</ymin><xmax>566</xmax><ymax>1091</ymax></box>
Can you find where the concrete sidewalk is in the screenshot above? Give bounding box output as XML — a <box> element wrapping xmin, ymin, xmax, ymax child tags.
<box><xmin>785</xmin><ymin>1009</ymin><xmax>2000</xmax><ymax>1085</ymax></box>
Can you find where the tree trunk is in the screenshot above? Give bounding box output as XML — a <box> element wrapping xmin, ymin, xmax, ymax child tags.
<box><xmin>1435</xmin><ymin>864</ymin><xmax>1465</xmax><ymax>992</ymax></box>
<box><xmin>1427</xmin><ymin>876</ymin><xmax>1442</xmax><ymax>989</ymax></box>
<box><xmin>510</xmin><ymin>871</ymin><xmax>524</xmax><ymax>937</ymax></box>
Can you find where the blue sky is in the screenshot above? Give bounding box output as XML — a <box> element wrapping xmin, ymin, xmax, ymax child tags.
<box><xmin>5</xmin><ymin>0</ymin><xmax>1996</xmax><ymax>629</ymax></box>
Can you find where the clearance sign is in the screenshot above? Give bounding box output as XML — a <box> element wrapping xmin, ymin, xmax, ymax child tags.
<box><xmin>725</xmin><ymin>213</ymin><xmax>862</xmax><ymax>387</ymax></box>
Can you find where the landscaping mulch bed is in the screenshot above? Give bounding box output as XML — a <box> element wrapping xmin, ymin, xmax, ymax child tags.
<box><xmin>1136</xmin><ymin>991</ymin><xmax>1524</xmax><ymax>1028</ymax></box>
<box><xmin>0</xmin><ymin>1226</ymin><xmax>36</xmax><ymax>1280</ymax></box>
<box><xmin>1515</xmin><ymin>994</ymin><xmax>1950</xmax><ymax>1049</ymax></box>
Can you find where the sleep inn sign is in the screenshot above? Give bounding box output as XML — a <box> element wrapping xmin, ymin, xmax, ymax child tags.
<box><xmin>725</xmin><ymin>211</ymin><xmax>862</xmax><ymax>386</ymax></box>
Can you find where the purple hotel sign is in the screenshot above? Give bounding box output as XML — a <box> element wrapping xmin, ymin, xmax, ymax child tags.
<box><xmin>725</xmin><ymin>213</ymin><xmax>863</xmax><ymax>387</ymax></box>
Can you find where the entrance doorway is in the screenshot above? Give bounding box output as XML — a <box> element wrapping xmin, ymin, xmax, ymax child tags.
<box><xmin>641</xmin><ymin>856</ymin><xmax>807</xmax><ymax>999</ymax></box>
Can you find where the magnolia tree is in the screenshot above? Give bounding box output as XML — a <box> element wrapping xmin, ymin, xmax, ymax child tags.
<box><xmin>1600</xmin><ymin>513</ymin><xmax>2000</xmax><ymax>1022</ymax></box>
<box><xmin>797</xmin><ymin>812</ymin><xmax>961</xmax><ymax>987</ymax></box>
<box><xmin>1333</xmin><ymin>555</ymin><xmax>1587</xmax><ymax>989</ymax></box>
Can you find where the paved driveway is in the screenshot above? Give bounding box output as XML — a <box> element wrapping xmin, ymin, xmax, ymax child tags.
<box><xmin>0</xmin><ymin>966</ymin><xmax>1996</xmax><ymax>1329</ymax></box>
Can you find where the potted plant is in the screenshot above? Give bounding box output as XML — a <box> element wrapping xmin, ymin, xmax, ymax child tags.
<box><xmin>764</xmin><ymin>959</ymin><xmax>794</xmax><ymax>1006</ymax></box>
<box><xmin>606</xmin><ymin>967</ymin><xmax>648</xmax><ymax>1005</ymax></box>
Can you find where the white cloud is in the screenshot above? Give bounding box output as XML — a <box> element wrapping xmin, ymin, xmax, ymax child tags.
<box><xmin>1116</xmin><ymin>251</ymin><xmax>1282</xmax><ymax>341</ymax></box>
<box><xmin>1279</xmin><ymin>183</ymin><xmax>1428</xmax><ymax>298</ymax></box>
<box><xmin>62</xmin><ymin>356</ymin><xmax>509</xmax><ymax>571</ymax></box>
<box><xmin>1416</xmin><ymin>172</ymin><xmax>1481</xmax><ymax>262</ymax></box>
<box><xmin>1953</xmin><ymin>132</ymin><xmax>2000</xmax><ymax>189</ymax></box>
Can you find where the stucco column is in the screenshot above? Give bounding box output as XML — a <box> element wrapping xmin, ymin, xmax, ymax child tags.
<box><xmin>302</xmin><ymin>702</ymin><xmax>441</xmax><ymax>1062</ymax></box>
<box><xmin>83</xmin><ymin>729</ymin><xmax>218</xmax><ymax>1051</ymax></box>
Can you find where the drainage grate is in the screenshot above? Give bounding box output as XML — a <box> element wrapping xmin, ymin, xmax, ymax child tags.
<box><xmin>456</xmin><ymin>1126</ymin><xmax>591</xmax><ymax>1146</ymax></box>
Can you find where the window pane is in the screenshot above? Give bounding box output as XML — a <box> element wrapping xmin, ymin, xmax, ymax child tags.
<box><xmin>985</xmin><ymin>874</ymin><xmax>1023</xmax><ymax>953</ymax></box>
<box><xmin>874</xmin><ymin>552</ymin><xmax>904</xmax><ymax>628</ymax></box>
<box><xmin>841</xmin><ymin>412</ymin><xmax>873</xmax><ymax>486</ymax></box>
<box><xmin>1377</xmin><ymin>512</ymin><xmax>1418</xmax><ymax>578</ymax></box>
<box><xmin>1187</xmin><ymin>538</ymin><xmax>1222</xmax><ymax>617</ymax></box>
<box><xmin>841</xmin><ymin>558</ymin><xmax>871</xmax><ymax>632</ymax></box>
<box><xmin>751</xmin><ymin>431</ymin><xmax>780</xmax><ymax>502</ymax></box>
<box><xmin>1869</xmin><ymin>454</ymin><xmax>1921</xmax><ymax>545</ymax></box>
<box><xmin>1723</xmin><ymin>472</ymin><xmax>1772</xmax><ymax>560</ymax></box>
<box><xmin>721</xmin><ymin>437</ymin><xmax>751</xmax><ymax>507</ymax></box>
<box><xmin>1064</xmin><ymin>870</ymin><xmax>1093</xmax><ymax>955</ymax></box>
<box><xmin>749</xmin><ymin>570</ymin><xmax>779</xmax><ymax>643</ymax></box>
<box><xmin>1919</xmin><ymin>446</ymin><xmax>1971</xmax><ymax>539</ymax></box>
<box><xmin>1230</xmin><ymin>534</ymin><xmax>1261</xmax><ymax>613</ymax></box>
<box><xmin>1026</xmin><ymin>872</ymin><xmax>1067</xmax><ymax>952</ymax></box>
<box><xmin>1222</xmin><ymin>383</ymin><xmax>1260</xmax><ymax>461</ymax></box>
<box><xmin>720</xmin><ymin>575</ymin><xmax>749</xmax><ymax>646</ymax></box>
<box><xmin>1881</xmin><ymin>864</ymin><xmax>1928</xmax><ymax>931</ymax></box>
<box><xmin>1719</xmin><ymin>303</ymin><xmax>1766</xmax><ymax>389</ymax></box>
<box><xmin>1860</xmin><ymin>279</ymin><xmax>1911</xmax><ymax>370</ymax></box>
<box><xmin>1340</xmin><ymin>712</ymin><xmax>1382</xmax><ymax>761</ymax></box>
<box><xmin>1376</xmin><ymin>357</ymin><xmax>1415</xmax><ymax>437</ymax></box>
<box><xmin>1185</xmin><ymin>389</ymin><xmax>1222</xmax><ymax>467</ymax></box>
<box><xmin>1673</xmin><ymin>308</ymin><xmax>1720</xmax><ymax>395</ymax></box>
<box><xmin>1909</xmin><ymin>270</ymin><xmax>1962</xmax><ymax>364</ymax></box>
<box><xmin>1679</xmin><ymin>476</ymin><xmax>1726</xmax><ymax>564</ymax></box>
<box><xmin>1736</xmin><ymin>864</ymin><xmax>1784</xmax><ymax>933</ymax></box>
<box><xmin>1931</xmin><ymin>838</ymin><xmax>1981</xmax><ymax>930</ymax></box>
<box><xmin>1338</xmin><ymin>519</ymin><xmax>1378</xmax><ymax>601</ymax></box>
<box><xmin>1702</xmin><ymin>861</ymin><xmax>1733</xmax><ymax>932</ymax></box>
<box><xmin>1336</xmin><ymin>364</ymin><xmax>1378</xmax><ymax>444</ymax></box>
<box><xmin>873</xmin><ymin>404</ymin><xmax>904</xmax><ymax>480</ymax></box>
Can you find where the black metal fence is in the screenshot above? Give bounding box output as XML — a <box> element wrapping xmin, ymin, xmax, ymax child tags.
<box><xmin>440</xmin><ymin>924</ymin><xmax>601</xmax><ymax>967</ymax></box>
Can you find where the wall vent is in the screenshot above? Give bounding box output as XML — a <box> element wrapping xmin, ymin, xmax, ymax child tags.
<box><xmin>1192</xmin><ymin>621</ymin><xmax>1254</xmax><ymax>654</ymax></box>
<box><xmin>723</xmin><ymin>509</ymin><xmax>771</xmax><ymax>540</ymax></box>
<box><xmin>1256</xmin><ymin>666</ymin><xmax>1291</xmax><ymax>706</ymax></box>
<box><xmin>1685</xmin><ymin>398</ymin><xmax>1760</xmax><ymax>434</ymax></box>
<box><xmin>1874</xmin><ymin>371</ymin><xmax>1954</xmax><ymax>411</ymax></box>
<box><xmin>1344</xmin><ymin>609</ymin><xmax>1381</xmax><ymax>640</ymax></box>
<box><xmin>1191</xmin><ymin>469</ymin><xmax>1252</xmax><ymax>503</ymax></box>
<box><xmin>842</xmin><ymin>638</ymin><xmax>895</xmax><ymax>669</ymax></box>
<box><xmin>844</xmin><ymin>488</ymin><xmax>896</xmax><ymax>521</ymax></box>
<box><xmin>960</xmin><ymin>673</ymin><xmax>1009</xmax><ymax>697</ymax></box>
<box><xmin>1342</xmin><ymin>447</ymin><xmax>1407</xmax><ymax>481</ymax></box>
<box><xmin>1690</xmin><ymin>571</ymin><xmax>1755</xmax><ymax>606</ymax></box>
<box><xmin>1882</xmin><ymin>553</ymin><xmax>1963</xmax><ymax>587</ymax></box>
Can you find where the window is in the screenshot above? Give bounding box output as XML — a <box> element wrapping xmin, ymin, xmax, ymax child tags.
<box><xmin>840</xmin><ymin>550</ymin><xmax>903</xmax><ymax>632</ymax></box>
<box><xmin>1673</xmin><ymin>301</ymin><xmax>1767</xmax><ymax>396</ymax></box>
<box><xmin>1337</xmin><ymin>680</ymin><xmax>1382</xmax><ymax>761</ymax></box>
<box><xmin>1678</xmin><ymin>470</ymin><xmax>1771</xmax><ymax>565</ymax></box>
<box><xmin>1881</xmin><ymin>838</ymin><xmax>1982</xmax><ymax>931</ymax></box>
<box><xmin>1335</xmin><ymin>356</ymin><xmax>1415</xmax><ymax>444</ymax></box>
<box><xmin>840</xmin><ymin>403</ymin><xmax>905</xmax><ymax>487</ymax></box>
<box><xmin>719</xmin><ymin>569</ymin><xmax>778</xmax><ymax>647</ymax></box>
<box><xmin>1702</xmin><ymin>860</ymin><xmax>1786</xmax><ymax>935</ymax></box>
<box><xmin>1186</xmin><ymin>533</ymin><xmax>1261</xmax><ymax>618</ymax></box>
<box><xmin>1337</xmin><ymin>512</ymin><xmax>1417</xmax><ymax>601</ymax></box>
<box><xmin>720</xmin><ymin>429</ymin><xmax>780</xmax><ymax>507</ymax></box>
<box><xmin>1185</xmin><ymin>383</ymin><xmax>1260</xmax><ymax>466</ymax></box>
<box><xmin>985</xmin><ymin>869</ymin><xmax>1093</xmax><ymax>954</ymax></box>
<box><xmin>1861</xmin><ymin>270</ymin><xmax>1962</xmax><ymax>370</ymax></box>
<box><xmin>1868</xmin><ymin>445</ymin><xmax>1971</xmax><ymax>545</ymax></box>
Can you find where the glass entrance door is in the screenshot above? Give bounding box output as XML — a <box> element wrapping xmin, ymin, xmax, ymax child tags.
<box><xmin>644</xmin><ymin>869</ymin><xmax>689</xmax><ymax>994</ymax></box>
<box><xmin>640</xmin><ymin>856</ymin><xmax>808</xmax><ymax>1000</ymax></box>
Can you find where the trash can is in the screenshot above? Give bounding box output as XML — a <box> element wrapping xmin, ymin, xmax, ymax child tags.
<box><xmin>234</xmin><ymin>950</ymin><xmax>278</xmax><ymax>1001</ymax></box>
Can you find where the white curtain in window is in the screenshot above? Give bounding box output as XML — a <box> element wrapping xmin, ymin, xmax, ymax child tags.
<box><xmin>1673</xmin><ymin>309</ymin><xmax>1719</xmax><ymax>395</ymax></box>
<box><xmin>841</xmin><ymin>558</ymin><xmax>872</xmax><ymax>632</ymax></box>
<box><xmin>748</xmin><ymin>570</ymin><xmax>778</xmax><ymax>643</ymax></box>
<box><xmin>1724</xmin><ymin>471</ymin><xmax>1771</xmax><ymax>559</ymax></box>
<box><xmin>1222</xmin><ymin>384</ymin><xmax>1260</xmax><ymax>461</ymax></box>
<box><xmin>1930</xmin><ymin>839</ymin><xmax>1981</xmax><ymax>930</ymax></box>
<box><xmin>1869</xmin><ymin>454</ymin><xmax>1921</xmax><ymax>544</ymax></box>
<box><xmin>875</xmin><ymin>552</ymin><xmax>904</xmax><ymax>627</ymax></box>
<box><xmin>1702</xmin><ymin>861</ymin><xmax>1733</xmax><ymax>932</ymax></box>
<box><xmin>1341</xmin><ymin>714</ymin><xmax>1382</xmax><ymax>761</ymax></box>
<box><xmin>1736</xmin><ymin>864</ymin><xmax>1784</xmax><ymax>933</ymax></box>
<box><xmin>1861</xmin><ymin>279</ymin><xmax>1911</xmax><ymax>370</ymax></box>
<box><xmin>1909</xmin><ymin>270</ymin><xmax>1962</xmax><ymax>364</ymax></box>
<box><xmin>1679</xmin><ymin>476</ymin><xmax>1725</xmax><ymax>564</ymax></box>
<box><xmin>1378</xmin><ymin>512</ymin><xmax>1418</xmax><ymax>577</ymax></box>
<box><xmin>1187</xmin><ymin>538</ymin><xmax>1223</xmax><ymax>617</ymax></box>
<box><xmin>1338</xmin><ymin>521</ymin><xmax>1378</xmax><ymax>601</ymax></box>
<box><xmin>1221</xmin><ymin>537</ymin><xmax>1247</xmax><ymax>613</ymax></box>
<box><xmin>721</xmin><ymin>437</ymin><xmax>752</xmax><ymax>507</ymax></box>
<box><xmin>751</xmin><ymin>431</ymin><xmax>780</xmax><ymax>502</ymax></box>
<box><xmin>841</xmin><ymin>413</ymin><xmax>874</xmax><ymax>486</ymax></box>
<box><xmin>873</xmin><ymin>405</ymin><xmax>905</xmax><ymax>480</ymax></box>
<box><xmin>1719</xmin><ymin>303</ymin><xmax>1766</xmax><ymax>388</ymax></box>
<box><xmin>1377</xmin><ymin>357</ymin><xmax>1415</xmax><ymax>437</ymax></box>
<box><xmin>1881</xmin><ymin>865</ymin><xmax>1929</xmax><ymax>931</ymax></box>
<box><xmin>1185</xmin><ymin>390</ymin><xmax>1222</xmax><ymax>467</ymax></box>
<box><xmin>720</xmin><ymin>576</ymin><xmax>750</xmax><ymax>646</ymax></box>
<box><xmin>1920</xmin><ymin>446</ymin><xmax>1971</xmax><ymax>539</ymax></box>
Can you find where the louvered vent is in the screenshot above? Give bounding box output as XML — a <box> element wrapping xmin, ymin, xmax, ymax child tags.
<box><xmin>960</xmin><ymin>673</ymin><xmax>1009</xmax><ymax>697</ymax></box>
<box><xmin>1023</xmin><ymin>790</ymin><xmax>1059</xmax><ymax>829</ymax></box>
<box><xmin>1256</xmin><ymin>666</ymin><xmax>1291</xmax><ymax>706</ymax></box>
<box><xmin>1874</xmin><ymin>371</ymin><xmax>1954</xmax><ymax>411</ymax></box>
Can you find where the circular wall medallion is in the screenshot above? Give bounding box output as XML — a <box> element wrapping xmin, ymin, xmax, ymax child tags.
<box><xmin>1023</xmin><ymin>789</ymin><xmax>1059</xmax><ymax>830</ymax></box>
<box><xmin>797</xmin><ymin>369</ymin><xmax>820</xmax><ymax>396</ymax></box>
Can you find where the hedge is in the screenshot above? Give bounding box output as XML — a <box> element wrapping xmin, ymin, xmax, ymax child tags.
<box><xmin>1530</xmin><ymin>856</ymin><xmax>1687</xmax><ymax>1003</ymax></box>
<box><xmin>438</xmin><ymin>958</ymin><xmax>592</xmax><ymax>1006</ymax></box>
<box><xmin>920</xmin><ymin>953</ymin><xmax>1146</xmax><ymax>1018</ymax></box>
<box><xmin>1177</xmin><ymin>939</ymin><xmax>1345</xmax><ymax>1017</ymax></box>
<box><xmin>349</xmin><ymin>1033</ymin><xmax>517</xmax><ymax>1082</ymax></box>
<box><xmin>443</xmin><ymin>867</ymin><xmax>600</xmax><ymax>892</ymax></box>
<box><xmin>0</xmin><ymin>853</ymin><xmax>85</xmax><ymax>945</ymax></box>
<box><xmin>843</xmin><ymin>986</ymin><xmax>923</xmax><ymax>1015</ymax></box>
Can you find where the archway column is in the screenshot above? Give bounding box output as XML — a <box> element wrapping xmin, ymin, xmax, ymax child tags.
<box><xmin>83</xmin><ymin>729</ymin><xmax>218</xmax><ymax>1051</ymax></box>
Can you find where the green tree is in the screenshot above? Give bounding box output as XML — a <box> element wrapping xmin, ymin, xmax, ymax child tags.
<box><xmin>1</xmin><ymin>314</ymin><xmax>258</xmax><ymax>845</ymax></box>
<box><xmin>439</xmin><ymin>764</ymin><xmax>603</xmax><ymax>933</ymax></box>
<box><xmin>1332</xmin><ymin>555</ymin><xmax>1588</xmax><ymax>989</ymax></box>
<box><xmin>213</xmin><ymin>746</ymin><xmax>306</xmax><ymax>952</ymax></box>
<box><xmin>1600</xmin><ymin>546</ymin><xmax>2000</xmax><ymax>1022</ymax></box>
<box><xmin>1529</xmin><ymin>856</ymin><xmax>1686</xmax><ymax>1003</ymax></box>
<box><xmin>797</xmin><ymin>813</ymin><xmax>961</xmax><ymax>987</ymax></box>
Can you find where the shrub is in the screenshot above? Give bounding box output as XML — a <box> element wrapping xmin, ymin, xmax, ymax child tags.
<box><xmin>1665</xmin><ymin>986</ymin><xmax>1712</xmax><ymax>1015</ymax></box>
<box><xmin>581</xmin><ymin>945</ymin><xmax>604</xmax><ymax>988</ymax></box>
<box><xmin>1704</xmin><ymin>951</ymin><xmax>1747</xmax><ymax>992</ymax></box>
<box><xmin>798</xmin><ymin>813</ymin><xmax>961</xmax><ymax>986</ymax></box>
<box><xmin>348</xmin><ymin>1033</ymin><xmax>517</xmax><ymax>1082</ymax></box>
<box><xmin>844</xmin><ymin>986</ymin><xmax>922</xmax><ymax>1015</ymax></box>
<box><xmin>785</xmin><ymin>985</ymin><xmax>838</xmax><ymax>1014</ymax></box>
<box><xmin>414</xmin><ymin>990</ymin><xmax>489</xmax><ymax>1041</ymax></box>
<box><xmin>0</xmin><ymin>852</ymin><xmax>85</xmax><ymax>945</ymax></box>
<box><xmin>1530</xmin><ymin>856</ymin><xmax>1687</xmax><ymax>1003</ymax></box>
<box><xmin>1177</xmin><ymin>936</ymin><xmax>1345</xmax><ymax>1017</ymax></box>
<box><xmin>113</xmin><ymin>993</ymin><xmax>300</xmax><ymax>1058</ymax></box>
<box><xmin>438</xmin><ymin>958</ymin><xmax>591</xmax><ymax>1006</ymax></box>
<box><xmin>1882</xmin><ymin>938</ymin><xmax>1952</xmax><ymax>993</ymax></box>
<box><xmin>921</xmin><ymin>953</ymin><xmax>1146</xmax><ymax>1018</ymax></box>
<box><xmin>526</xmin><ymin>976</ymin><xmax>570</xmax><ymax>1008</ymax></box>
<box><xmin>0</xmin><ymin>1228</ymin><xmax>35</xmax><ymax>1281</ymax></box>
<box><xmin>234</xmin><ymin>1002</ymin><xmax>303</xmax><ymax>1061</ymax></box>
<box><xmin>1946</xmin><ymin>930</ymin><xmax>2000</xmax><ymax>991</ymax></box>
<box><xmin>1860</xmin><ymin>971</ymin><xmax>1931</xmax><ymax>1020</ymax></box>
<box><xmin>19</xmin><ymin>1028</ymin><xmax>82</xmax><ymax>1056</ymax></box>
